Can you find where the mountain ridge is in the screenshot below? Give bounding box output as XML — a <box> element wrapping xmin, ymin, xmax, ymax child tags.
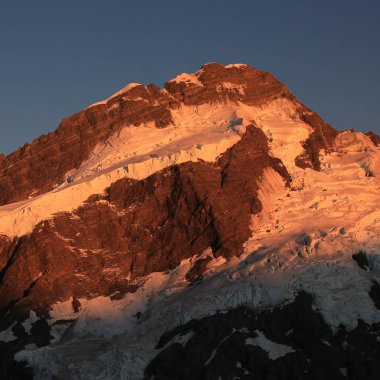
<box><xmin>0</xmin><ymin>62</ymin><xmax>337</xmax><ymax>207</ymax></box>
<box><xmin>1</xmin><ymin>62</ymin><xmax>380</xmax><ymax>379</ymax></box>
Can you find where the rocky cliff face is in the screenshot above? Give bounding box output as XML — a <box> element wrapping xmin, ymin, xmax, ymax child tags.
<box><xmin>294</xmin><ymin>107</ymin><xmax>338</xmax><ymax>170</ymax></box>
<box><xmin>366</xmin><ymin>131</ymin><xmax>380</xmax><ymax>146</ymax></box>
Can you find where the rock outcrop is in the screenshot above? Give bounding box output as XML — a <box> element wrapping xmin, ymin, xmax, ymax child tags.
<box><xmin>366</xmin><ymin>131</ymin><xmax>380</xmax><ymax>147</ymax></box>
<box><xmin>294</xmin><ymin>106</ymin><xmax>338</xmax><ymax>170</ymax></box>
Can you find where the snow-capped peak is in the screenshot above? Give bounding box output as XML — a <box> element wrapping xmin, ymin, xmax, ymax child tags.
<box><xmin>88</xmin><ymin>82</ymin><xmax>143</xmax><ymax>108</ymax></box>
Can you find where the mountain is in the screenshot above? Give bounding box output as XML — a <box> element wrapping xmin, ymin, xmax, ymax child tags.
<box><xmin>0</xmin><ymin>62</ymin><xmax>380</xmax><ymax>380</ymax></box>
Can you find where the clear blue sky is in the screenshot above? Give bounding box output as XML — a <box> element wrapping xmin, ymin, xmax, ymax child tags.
<box><xmin>0</xmin><ymin>0</ymin><xmax>379</xmax><ymax>154</ymax></box>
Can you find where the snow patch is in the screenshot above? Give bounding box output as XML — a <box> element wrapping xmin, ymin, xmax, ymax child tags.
<box><xmin>0</xmin><ymin>321</ymin><xmax>17</xmax><ymax>343</ymax></box>
<box><xmin>88</xmin><ymin>83</ymin><xmax>142</xmax><ymax>107</ymax></box>
<box><xmin>165</xmin><ymin>331</ymin><xmax>194</xmax><ymax>349</ymax></box>
<box><xmin>245</xmin><ymin>330</ymin><xmax>295</xmax><ymax>360</ymax></box>
<box><xmin>22</xmin><ymin>311</ymin><xmax>39</xmax><ymax>334</ymax></box>
<box><xmin>340</xmin><ymin>367</ymin><xmax>348</xmax><ymax>377</ymax></box>
<box><xmin>169</xmin><ymin>73</ymin><xmax>202</xmax><ymax>87</ymax></box>
<box><xmin>216</xmin><ymin>82</ymin><xmax>246</xmax><ymax>95</ymax></box>
<box><xmin>225</xmin><ymin>63</ymin><xmax>248</xmax><ymax>69</ymax></box>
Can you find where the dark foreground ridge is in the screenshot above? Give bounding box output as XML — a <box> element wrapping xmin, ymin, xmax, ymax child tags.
<box><xmin>145</xmin><ymin>292</ymin><xmax>380</xmax><ymax>380</ymax></box>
